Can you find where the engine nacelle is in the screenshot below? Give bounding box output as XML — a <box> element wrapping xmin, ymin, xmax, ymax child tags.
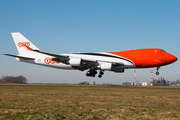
<box><xmin>100</xmin><ymin>63</ymin><xmax>112</xmax><ymax>70</ymax></box>
<box><xmin>69</xmin><ymin>58</ymin><xmax>82</xmax><ymax>66</ymax></box>
<box><xmin>114</xmin><ymin>69</ymin><xmax>125</xmax><ymax>73</ymax></box>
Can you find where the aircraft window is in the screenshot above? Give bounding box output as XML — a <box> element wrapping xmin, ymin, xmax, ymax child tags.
<box><xmin>160</xmin><ymin>50</ymin><xmax>166</xmax><ymax>52</ymax></box>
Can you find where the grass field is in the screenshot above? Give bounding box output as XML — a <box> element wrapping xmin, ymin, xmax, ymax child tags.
<box><xmin>0</xmin><ymin>84</ymin><xmax>180</xmax><ymax>120</ymax></box>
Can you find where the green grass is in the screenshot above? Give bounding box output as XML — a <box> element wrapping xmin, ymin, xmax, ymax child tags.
<box><xmin>0</xmin><ymin>84</ymin><xmax>180</xmax><ymax>119</ymax></box>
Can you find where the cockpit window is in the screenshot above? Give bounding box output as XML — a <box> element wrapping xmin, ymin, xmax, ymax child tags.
<box><xmin>160</xmin><ymin>50</ymin><xmax>166</xmax><ymax>52</ymax></box>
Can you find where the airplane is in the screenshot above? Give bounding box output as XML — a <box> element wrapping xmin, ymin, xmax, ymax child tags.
<box><xmin>3</xmin><ymin>32</ymin><xmax>178</xmax><ymax>78</ymax></box>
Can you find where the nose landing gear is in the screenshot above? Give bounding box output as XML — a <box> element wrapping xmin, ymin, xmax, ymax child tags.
<box><xmin>155</xmin><ymin>67</ymin><xmax>160</xmax><ymax>75</ymax></box>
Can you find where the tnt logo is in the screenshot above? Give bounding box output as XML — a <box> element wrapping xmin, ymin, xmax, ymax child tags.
<box><xmin>44</xmin><ymin>57</ymin><xmax>60</xmax><ymax>64</ymax></box>
<box><xmin>18</xmin><ymin>42</ymin><xmax>30</xmax><ymax>47</ymax></box>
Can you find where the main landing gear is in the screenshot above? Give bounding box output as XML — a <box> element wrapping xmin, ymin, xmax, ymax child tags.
<box><xmin>155</xmin><ymin>67</ymin><xmax>160</xmax><ymax>75</ymax></box>
<box><xmin>86</xmin><ymin>70</ymin><xmax>104</xmax><ymax>78</ymax></box>
<box><xmin>86</xmin><ymin>70</ymin><xmax>97</xmax><ymax>77</ymax></box>
<box><xmin>98</xmin><ymin>71</ymin><xmax>104</xmax><ymax>78</ymax></box>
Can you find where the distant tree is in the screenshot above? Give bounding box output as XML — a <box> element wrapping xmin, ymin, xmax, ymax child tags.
<box><xmin>0</xmin><ymin>75</ymin><xmax>27</xmax><ymax>83</ymax></box>
<box><xmin>16</xmin><ymin>75</ymin><xmax>27</xmax><ymax>83</ymax></box>
<box><xmin>176</xmin><ymin>80</ymin><xmax>179</xmax><ymax>85</ymax></box>
<box><xmin>153</xmin><ymin>77</ymin><xmax>168</xmax><ymax>86</ymax></box>
<box><xmin>122</xmin><ymin>82</ymin><xmax>131</xmax><ymax>85</ymax></box>
<box><xmin>79</xmin><ymin>81</ymin><xmax>90</xmax><ymax>85</ymax></box>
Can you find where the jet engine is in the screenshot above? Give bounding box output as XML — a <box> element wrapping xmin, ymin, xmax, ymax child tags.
<box><xmin>69</xmin><ymin>58</ymin><xmax>82</xmax><ymax>66</ymax></box>
<box><xmin>100</xmin><ymin>63</ymin><xmax>112</xmax><ymax>70</ymax></box>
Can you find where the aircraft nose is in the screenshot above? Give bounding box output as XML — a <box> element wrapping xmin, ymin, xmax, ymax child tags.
<box><xmin>166</xmin><ymin>54</ymin><xmax>178</xmax><ymax>64</ymax></box>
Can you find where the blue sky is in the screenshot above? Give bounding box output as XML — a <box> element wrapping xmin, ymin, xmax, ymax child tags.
<box><xmin>0</xmin><ymin>0</ymin><xmax>180</xmax><ymax>84</ymax></box>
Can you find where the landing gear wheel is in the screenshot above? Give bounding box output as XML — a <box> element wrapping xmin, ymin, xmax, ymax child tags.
<box><xmin>100</xmin><ymin>71</ymin><xmax>104</xmax><ymax>75</ymax></box>
<box><xmin>98</xmin><ymin>71</ymin><xmax>104</xmax><ymax>78</ymax></box>
<box><xmin>156</xmin><ymin>72</ymin><xmax>159</xmax><ymax>75</ymax></box>
<box><xmin>156</xmin><ymin>67</ymin><xmax>160</xmax><ymax>75</ymax></box>
<box><xmin>92</xmin><ymin>74</ymin><xmax>95</xmax><ymax>77</ymax></box>
<box><xmin>86</xmin><ymin>73</ymin><xmax>90</xmax><ymax>77</ymax></box>
<box><xmin>86</xmin><ymin>70</ymin><xmax>97</xmax><ymax>77</ymax></box>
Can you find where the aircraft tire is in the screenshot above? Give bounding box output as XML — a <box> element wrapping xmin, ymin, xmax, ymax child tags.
<box><xmin>98</xmin><ymin>75</ymin><xmax>102</xmax><ymax>78</ymax></box>
<box><xmin>100</xmin><ymin>71</ymin><xmax>104</xmax><ymax>75</ymax></box>
<box><xmin>156</xmin><ymin>72</ymin><xmax>159</xmax><ymax>75</ymax></box>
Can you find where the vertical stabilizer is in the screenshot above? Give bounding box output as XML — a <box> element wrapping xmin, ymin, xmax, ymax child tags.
<box><xmin>11</xmin><ymin>32</ymin><xmax>40</xmax><ymax>57</ymax></box>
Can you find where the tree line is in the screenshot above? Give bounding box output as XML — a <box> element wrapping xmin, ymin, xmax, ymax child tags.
<box><xmin>153</xmin><ymin>77</ymin><xmax>180</xmax><ymax>86</ymax></box>
<box><xmin>0</xmin><ymin>75</ymin><xmax>27</xmax><ymax>83</ymax></box>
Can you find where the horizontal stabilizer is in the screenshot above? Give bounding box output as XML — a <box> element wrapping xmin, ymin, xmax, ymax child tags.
<box><xmin>3</xmin><ymin>54</ymin><xmax>35</xmax><ymax>60</ymax></box>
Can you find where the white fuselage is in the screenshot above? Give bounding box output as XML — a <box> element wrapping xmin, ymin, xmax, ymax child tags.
<box><xmin>16</xmin><ymin>52</ymin><xmax>135</xmax><ymax>71</ymax></box>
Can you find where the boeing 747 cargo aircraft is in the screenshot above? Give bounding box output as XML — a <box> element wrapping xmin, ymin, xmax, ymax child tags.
<box><xmin>4</xmin><ymin>32</ymin><xmax>178</xmax><ymax>78</ymax></box>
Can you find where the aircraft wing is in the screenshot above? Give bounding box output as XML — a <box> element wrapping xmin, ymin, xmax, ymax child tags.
<box><xmin>23</xmin><ymin>45</ymin><xmax>98</xmax><ymax>70</ymax></box>
<box><xmin>31</xmin><ymin>49</ymin><xmax>68</xmax><ymax>58</ymax></box>
<box><xmin>77</xmin><ymin>59</ymin><xmax>98</xmax><ymax>71</ymax></box>
<box><xmin>22</xmin><ymin>44</ymin><xmax>68</xmax><ymax>58</ymax></box>
<box><xmin>3</xmin><ymin>54</ymin><xmax>35</xmax><ymax>60</ymax></box>
<box><xmin>31</xmin><ymin>50</ymin><xmax>98</xmax><ymax>71</ymax></box>
<box><xmin>112</xmin><ymin>62</ymin><xmax>124</xmax><ymax>66</ymax></box>
<box><xmin>47</xmin><ymin>52</ymin><xmax>99</xmax><ymax>71</ymax></box>
<box><xmin>22</xmin><ymin>45</ymin><xmax>124</xmax><ymax>71</ymax></box>
<box><xmin>81</xmin><ymin>59</ymin><xmax>97</xmax><ymax>65</ymax></box>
